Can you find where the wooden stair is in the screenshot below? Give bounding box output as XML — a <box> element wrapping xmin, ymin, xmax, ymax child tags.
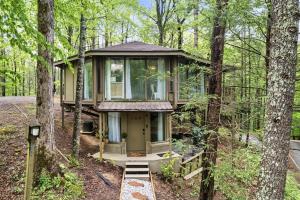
<box><xmin>124</xmin><ymin>162</ymin><xmax>150</xmax><ymax>180</ymax></box>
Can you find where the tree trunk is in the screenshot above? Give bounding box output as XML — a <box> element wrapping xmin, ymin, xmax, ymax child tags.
<box><xmin>36</xmin><ymin>0</ymin><xmax>55</xmax><ymax>150</ymax></box>
<box><xmin>28</xmin><ymin>69</ymin><xmax>31</xmax><ymax>96</ymax></box>
<box><xmin>35</xmin><ymin>0</ymin><xmax>56</xmax><ymax>182</ymax></box>
<box><xmin>265</xmin><ymin>1</ymin><xmax>271</xmax><ymax>95</ymax></box>
<box><xmin>67</xmin><ymin>26</ymin><xmax>73</xmax><ymax>46</ymax></box>
<box><xmin>14</xmin><ymin>55</ymin><xmax>17</xmax><ymax>96</ymax></box>
<box><xmin>22</xmin><ymin>71</ymin><xmax>25</xmax><ymax>96</ymax></box>
<box><xmin>177</xmin><ymin>25</ymin><xmax>183</xmax><ymax>49</ymax></box>
<box><xmin>199</xmin><ymin>0</ymin><xmax>228</xmax><ymax>199</ymax></box>
<box><xmin>72</xmin><ymin>14</ymin><xmax>86</xmax><ymax>158</ymax></box>
<box><xmin>256</xmin><ymin>0</ymin><xmax>298</xmax><ymax>199</ymax></box>
<box><xmin>194</xmin><ymin>0</ymin><xmax>199</xmax><ymax>48</ymax></box>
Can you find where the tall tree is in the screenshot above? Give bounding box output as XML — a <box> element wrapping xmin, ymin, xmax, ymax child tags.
<box><xmin>72</xmin><ymin>13</ymin><xmax>86</xmax><ymax>158</ymax></box>
<box><xmin>199</xmin><ymin>0</ymin><xmax>228</xmax><ymax>199</ymax></box>
<box><xmin>265</xmin><ymin>1</ymin><xmax>271</xmax><ymax>93</ymax></box>
<box><xmin>193</xmin><ymin>0</ymin><xmax>199</xmax><ymax>48</ymax></box>
<box><xmin>36</xmin><ymin>0</ymin><xmax>55</xmax><ymax>151</ymax></box>
<box><xmin>141</xmin><ymin>0</ymin><xmax>174</xmax><ymax>46</ymax></box>
<box><xmin>173</xmin><ymin>0</ymin><xmax>194</xmax><ymax>49</ymax></box>
<box><xmin>256</xmin><ymin>0</ymin><xmax>299</xmax><ymax>199</ymax></box>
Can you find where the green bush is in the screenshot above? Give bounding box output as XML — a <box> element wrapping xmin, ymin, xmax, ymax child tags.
<box><xmin>32</xmin><ymin>168</ymin><xmax>84</xmax><ymax>200</ymax></box>
<box><xmin>160</xmin><ymin>153</ymin><xmax>178</xmax><ymax>182</ymax></box>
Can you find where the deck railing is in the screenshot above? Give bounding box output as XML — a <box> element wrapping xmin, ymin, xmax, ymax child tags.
<box><xmin>180</xmin><ymin>150</ymin><xmax>203</xmax><ymax>178</ymax></box>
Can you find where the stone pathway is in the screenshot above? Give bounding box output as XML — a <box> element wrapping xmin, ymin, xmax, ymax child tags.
<box><xmin>121</xmin><ymin>179</ymin><xmax>154</xmax><ymax>200</ymax></box>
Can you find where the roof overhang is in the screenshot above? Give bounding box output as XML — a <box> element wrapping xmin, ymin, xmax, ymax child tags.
<box><xmin>54</xmin><ymin>50</ymin><xmax>210</xmax><ymax>66</ymax></box>
<box><xmin>96</xmin><ymin>101</ymin><xmax>174</xmax><ymax>112</ymax></box>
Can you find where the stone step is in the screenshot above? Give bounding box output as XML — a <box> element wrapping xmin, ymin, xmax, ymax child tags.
<box><xmin>125</xmin><ymin>168</ymin><xmax>149</xmax><ymax>174</ymax></box>
<box><xmin>125</xmin><ymin>174</ymin><xmax>150</xmax><ymax>180</ymax></box>
<box><xmin>125</xmin><ymin>162</ymin><xmax>149</xmax><ymax>168</ymax></box>
<box><xmin>125</xmin><ymin>167</ymin><xmax>149</xmax><ymax>172</ymax></box>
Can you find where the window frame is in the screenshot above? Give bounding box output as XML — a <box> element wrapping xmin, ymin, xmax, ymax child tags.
<box><xmin>104</xmin><ymin>57</ymin><xmax>167</xmax><ymax>101</ymax></box>
<box><xmin>83</xmin><ymin>59</ymin><xmax>93</xmax><ymax>100</ymax></box>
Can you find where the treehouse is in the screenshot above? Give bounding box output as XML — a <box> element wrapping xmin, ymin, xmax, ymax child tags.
<box><xmin>55</xmin><ymin>41</ymin><xmax>209</xmax><ymax>171</ymax></box>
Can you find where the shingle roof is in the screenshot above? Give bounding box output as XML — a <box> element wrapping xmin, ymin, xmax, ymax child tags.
<box><xmin>96</xmin><ymin>101</ymin><xmax>173</xmax><ymax>112</ymax></box>
<box><xmin>89</xmin><ymin>41</ymin><xmax>180</xmax><ymax>52</ymax></box>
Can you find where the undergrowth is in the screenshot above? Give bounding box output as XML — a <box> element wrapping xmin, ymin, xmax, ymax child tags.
<box><xmin>31</xmin><ymin>166</ymin><xmax>84</xmax><ymax>200</ymax></box>
<box><xmin>215</xmin><ymin>127</ymin><xmax>300</xmax><ymax>200</ymax></box>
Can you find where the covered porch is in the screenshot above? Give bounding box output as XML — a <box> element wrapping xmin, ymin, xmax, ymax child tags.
<box><xmin>96</xmin><ymin>101</ymin><xmax>175</xmax><ymax>162</ymax></box>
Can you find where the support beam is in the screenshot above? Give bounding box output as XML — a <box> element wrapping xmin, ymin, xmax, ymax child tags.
<box><xmin>99</xmin><ymin>113</ymin><xmax>103</xmax><ymax>161</ymax></box>
<box><xmin>60</xmin><ymin>68</ymin><xmax>64</xmax><ymax>128</ymax></box>
<box><xmin>168</xmin><ymin>113</ymin><xmax>172</xmax><ymax>153</ymax></box>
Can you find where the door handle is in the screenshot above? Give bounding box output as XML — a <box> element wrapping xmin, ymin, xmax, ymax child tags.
<box><xmin>142</xmin><ymin>129</ymin><xmax>145</xmax><ymax>135</ymax></box>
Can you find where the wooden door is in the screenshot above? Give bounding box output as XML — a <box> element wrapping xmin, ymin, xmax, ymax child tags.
<box><xmin>127</xmin><ymin>112</ymin><xmax>145</xmax><ymax>152</ymax></box>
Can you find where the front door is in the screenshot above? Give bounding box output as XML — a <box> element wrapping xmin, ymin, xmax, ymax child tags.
<box><xmin>127</xmin><ymin>112</ymin><xmax>145</xmax><ymax>152</ymax></box>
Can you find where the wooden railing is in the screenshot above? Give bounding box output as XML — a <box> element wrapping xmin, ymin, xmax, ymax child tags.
<box><xmin>180</xmin><ymin>150</ymin><xmax>203</xmax><ymax>179</ymax></box>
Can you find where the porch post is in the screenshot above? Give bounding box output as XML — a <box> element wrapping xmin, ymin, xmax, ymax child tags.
<box><xmin>60</xmin><ymin>68</ymin><xmax>64</xmax><ymax>128</ymax></box>
<box><xmin>99</xmin><ymin>113</ymin><xmax>103</xmax><ymax>161</ymax></box>
<box><xmin>168</xmin><ymin>113</ymin><xmax>172</xmax><ymax>153</ymax></box>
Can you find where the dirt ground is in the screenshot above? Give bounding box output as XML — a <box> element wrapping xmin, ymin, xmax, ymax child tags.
<box><xmin>0</xmin><ymin>97</ymin><xmax>204</xmax><ymax>200</ymax></box>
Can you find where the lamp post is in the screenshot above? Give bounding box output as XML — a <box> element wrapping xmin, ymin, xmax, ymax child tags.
<box><xmin>24</xmin><ymin>119</ymin><xmax>40</xmax><ymax>200</ymax></box>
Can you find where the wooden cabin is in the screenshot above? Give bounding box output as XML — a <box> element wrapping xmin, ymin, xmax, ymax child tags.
<box><xmin>55</xmin><ymin>41</ymin><xmax>208</xmax><ymax>161</ymax></box>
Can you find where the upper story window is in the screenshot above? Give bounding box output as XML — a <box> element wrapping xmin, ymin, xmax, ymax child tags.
<box><xmin>105</xmin><ymin>58</ymin><xmax>124</xmax><ymax>100</ymax></box>
<box><xmin>105</xmin><ymin>57</ymin><xmax>166</xmax><ymax>101</ymax></box>
<box><xmin>83</xmin><ymin>60</ymin><xmax>93</xmax><ymax>100</ymax></box>
<box><xmin>178</xmin><ymin>61</ymin><xmax>205</xmax><ymax>100</ymax></box>
<box><xmin>146</xmin><ymin>59</ymin><xmax>166</xmax><ymax>100</ymax></box>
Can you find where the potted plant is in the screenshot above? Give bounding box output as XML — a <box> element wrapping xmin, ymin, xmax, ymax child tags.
<box><xmin>121</xmin><ymin>132</ymin><xmax>128</xmax><ymax>142</ymax></box>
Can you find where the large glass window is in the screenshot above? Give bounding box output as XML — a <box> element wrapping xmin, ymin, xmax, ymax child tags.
<box><xmin>150</xmin><ymin>113</ymin><xmax>165</xmax><ymax>142</ymax></box>
<box><xmin>147</xmin><ymin>58</ymin><xmax>166</xmax><ymax>100</ymax></box>
<box><xmin>126</xmin><ymin>59</ymin><xmax>146</xmax><ymax>100</ymax></box>
<box><xmin>105</xmin><ymin>58</ymin><xmax>124</xmax><ymax>100</ymax></box>
<box><xmin>83</xmin><ymin>61</ymin><xmax>93</xmax><ymax>100</ymax></box>
<box><xmin>108</xmin><ymin>112</ymin><xmax>121</xmax><ymax>143</ymax></box>
<box><xmin>105</xmin><ymin>57</ymin><xmax>167</xmax><ymax>100</ymax></box>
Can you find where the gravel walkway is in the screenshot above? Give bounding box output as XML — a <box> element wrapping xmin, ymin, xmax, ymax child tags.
<box><xmin>121</xmin><ymin>178</ymin><xmax>154</xmax><ymax>200</ymax></box>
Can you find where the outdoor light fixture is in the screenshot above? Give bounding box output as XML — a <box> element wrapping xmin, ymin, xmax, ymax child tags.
<box><xmin>25</xmin><ymin>118</ymin><xmax>41</xmax><ymax>200</ymax></box>
<box><xmin>28</xmin><ymin>119</ymin><xmax>41</xmax><ymax>138</ymax></box>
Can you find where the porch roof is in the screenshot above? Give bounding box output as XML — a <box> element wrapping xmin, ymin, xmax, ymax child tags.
<box><xmin>96</xmin><ymin>101</ymin><xmax>173</xmax><ymax>112</ymax></box>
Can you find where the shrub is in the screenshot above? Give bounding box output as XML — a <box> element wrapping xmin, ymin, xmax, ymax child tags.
<box><xmin>191</xmin><ymin>126</ymin><xmax>205</xmax><ymax>147</ymax></box>
<box><xmin>160</xmin><ymin>153</ymin><xmax>178</xmax><ymax>182</ymax></box>
<box><xmin>32</xmin><ymin>168</ymin><xmax>84</xmax><ymax>200</ymax></box>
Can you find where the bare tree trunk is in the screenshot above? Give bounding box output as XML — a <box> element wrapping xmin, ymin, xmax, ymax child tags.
<box><xmin>194</xmin><ymin>0</ymin><xmax>199</xmax><ymax>48</ymax></box>
<box><xmin>1</xmin><ymin>49</ymin><xmax>5</xmax><ymax>96</ymax></box>
<box><xmin>265</xmin><ymin>1</ymin><xmax>271</xmax><ymax>94</ymax></box>
<box><xmin>256</xmin><ymin>0</ymin><xmax>299</xmax><ymax>199</ymax></box>
<box><xmin>72</xmin><ymin>14</ymin><xmax>86</xmax><ymax>158</ymax></box>
<box><xmin>14</xmin><ymin>54</ymin><xmax>17</xmax><ymax>96</ymax></box>
<box><xmin>28</xmin><ymin>69</ymin><xmax>31</xmax><ymax>96</ymax></box>
<box><xmin>177</xmin><ymin>25</ymin><xmax>183</xmax><ymax>49</ymax></box>
<box><xmin>22</xmin><ymin>71</ymin><xmax>25</xmax><ymax>96</ymax></box>
<box><xmin>67</xmin><ymin>26</ymin><xmax>73</xmax><ymax>46</ymax></box>
<box><xmin>34</xmin><ymin>0</ymin><xmax>56</xmax><ymax>181</ymax></box>
<box><xmin>199</xmin><ymin>0</ymin><xmax>228</xmax><ymax>199</ymax></box>
<box><xmin>104</xmin><ymin>26</ymin><xmax>109</xmax><ymax>47</ymax></box>
<box><xmin>36</xmin><ymin>0</ymin><xmax>55</xmax><ymax>150</ymax></box>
